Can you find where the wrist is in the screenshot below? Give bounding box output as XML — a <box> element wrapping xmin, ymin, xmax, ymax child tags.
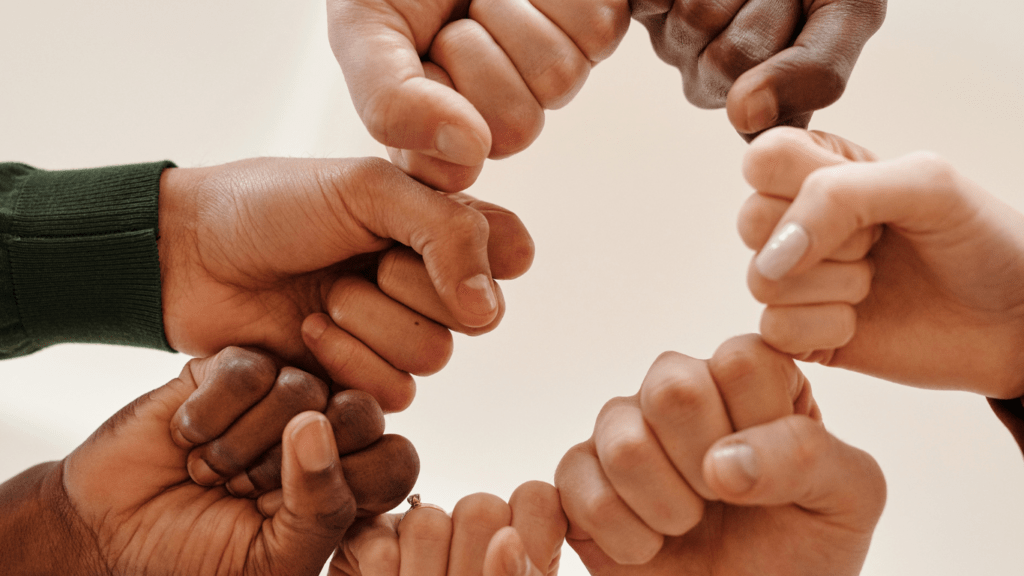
<box><xmin>157</xmin><ymin>166</ymin><xmax>203</xmax><ymax>353</ymax></box>
<box><xmin>0</xmin><ymin>461</ymin><xmax>108</xmax><ymax>575</ymax></box>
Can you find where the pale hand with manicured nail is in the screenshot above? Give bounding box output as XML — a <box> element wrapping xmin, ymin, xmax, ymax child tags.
<box><xmin>555</xmin><ymin>334</ymin><xmax>886</xmax><ymax>575</ymax></box>
<box><xmin>740</xmin><ymin>127</ymin><xmax>1024</xmax><ymax>397</ymax></box>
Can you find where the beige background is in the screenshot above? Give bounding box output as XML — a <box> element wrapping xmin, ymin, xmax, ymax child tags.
<box><xmin>2</xmin><ymin>1</ymin><xmax>1023</xmax><ymax>574</ymax></box>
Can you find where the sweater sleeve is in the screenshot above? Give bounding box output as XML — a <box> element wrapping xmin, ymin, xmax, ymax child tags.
<box><xmin>0</xmin><ymin>161</ymin><xmax>176</xmax><ymax>358</ymax></box>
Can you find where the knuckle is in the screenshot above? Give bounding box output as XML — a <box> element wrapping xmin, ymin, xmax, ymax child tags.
<box><xmin>446</xmin><ymin>205</ymin><xmax>491</xmax><ymax>247</ymax></box>
<box><xmin>708</xmin><ymin>337</ymin><xmax>764</xmax><ymax>387</ymax></box>
<box><xmin>908</xmin><ymin>151</ymin><xmax>957</xmax><ymax>191</ymax></box>
<box><xmin>782</xmin><ymin>416</ymin><xmax>829</xmax><ymax>472</ymax></box>
<box><xmin>488</xmin><ymin>104</ymin><xmax>545</xmax><ymax>158</ymax></box>
<box><xmin>534</xmin><ymin>50</ymin><xmax>590</xmax><ymax>110</ymax></box>
<box><xmin>274</xmin><ymin>368</ymin><xmax>330</xmax><ymax>412</ymax></box>
<box><xmin>704</xmin><ymin>34</ymin><xmax>771</xmax><ymax>83</ymax></box>
<box><xmin>375</xmin><ymin>248</ymin><xmax>418</xmax><ymax>293</ymax></box>
<box><xmin>673</xmin><ymin>0</ymin><xmax>731</xmax><ymax>30</ymax></box>
<box><xmin>576</xmin><ymin>2</ymin><xmax>631</xmax><ymax>61</ymax></box>
<box><xmin>407</xmin><ymin>328</ymin><xmax>454</xmax><ymax>376</ymax></box>
<box><xmin>216</xmin><ymin>347</ymin><xmax>278</xmax><ymax>394</ymax></box>
<box><xmin>601</xmin><ymin>430</ymin><xmax>651</xmax><ymax>477</ymax></box>
<box><xmin>642</xmin><ymin>371</ymin><xmax>711</xmax><ymax>425</ymax></box>
<box><xmin>578</xmin><ymin>485</ymin><xmax>625</xmax><ymax>529</ymax></box>
<box><xmin>453</xmin><ymin>492</ymin><xmax>510</xmax><ymax>527</ymax></box>
<box><xmin>201</xmin><ymin>442</ymin><xmax>245</xmax><ymax>476</ymax></box>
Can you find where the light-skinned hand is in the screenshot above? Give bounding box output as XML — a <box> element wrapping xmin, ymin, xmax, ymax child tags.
<box><xmin>632</xmin><ymin>0</ymin><xmax>886</xmax><ymax>138</ymax></box>
<box><xmin>327</xmin><ymin>0</ymin><xmax>630</xmax><ymax>191</ymax></box>
<box><xmin>555</xmin><ymin>334</ymin><xmax>886</xmax><ymax>575</ymax></box>
<box><xmin>329</xmin><ymin>482</ymin><xmax>567</xmax><ymax>576</ymax></box>
<box><xmin>158</xmin><ymin>157</ymin><xmax>534</xmax><ymax>412</ymax></box>
<box><xmin>740</xmin><ymin>127</ymin><xmax>1024</xmax><ymax>397</ymax></box>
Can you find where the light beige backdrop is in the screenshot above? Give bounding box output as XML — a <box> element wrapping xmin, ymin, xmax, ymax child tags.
<box><xmin>1</xmin><ymin>1</ymin><xmax>1022</xmax><ymax>574</ymax></box>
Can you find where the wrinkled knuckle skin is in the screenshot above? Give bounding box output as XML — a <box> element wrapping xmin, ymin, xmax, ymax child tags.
<box><xmin>274</xmin><ymin>368</ymin><xmax>330</xmax><ymax>413</ymax></box>
<box><xmin>448</xmin><ymin>205</ymin><xmax>492</xmax><ymax>249</ymax></box>
<box><xmin>703</xmin><ymin>34</ymin><xmax>772</xmax><ymax>85</ymax></box>
<box><xmin>375</xmin><ymin>248</ymin><xmax>416</xmax><ymax>296</ymax></box>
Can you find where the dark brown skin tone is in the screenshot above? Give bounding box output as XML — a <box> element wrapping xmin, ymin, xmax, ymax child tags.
<box><xmin>631</xmin><ymin>0</ymin><xmax>888</xmax><ymax>139</ymax></box>
<box><xmin>0</xmin><ymin>348</ymin><xmax>418</xmax><ymax>576</ymax></box>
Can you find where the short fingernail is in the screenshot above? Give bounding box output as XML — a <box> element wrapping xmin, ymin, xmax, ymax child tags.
<box><xmin>302</xmin><ymin>314</ymin><xmax>329</xmax><ymax>341</ymax></box>
<box><xmin>745</xmin><ymin>89</ymin><xmax>778</xmax><ymax>133</ymax></box>
<box><xmin>755</xmin><ymin>222</ymin><xmax>809</xmax><ymax>281</ymax></box>
<box><xmin>292</xmin><ymin>413</ymin><xmax>335</xmax><ymax>473</ymax></box>
<box><xmin>187</xmin><ymin>456</ymin><xmax>223</xmax><ymax>487</ymax></box>
<box><xmin>458</xmin><ymin>274</ymin><xmax>497</xmax><ymax>318</ymax></box>
<box><xmin>226</xmin><ymin>473</ymin><xmax>256</xmax><ymax>498</ymax></box>
<box><xmin>436</xmin><ymin>123</ymin><xmax>488</xmax><ymax>166</ymax></box>
<box><xmin>709</xmin><ymin>443</ymin><xmax>759</xmax><ymax>494</ymax></box>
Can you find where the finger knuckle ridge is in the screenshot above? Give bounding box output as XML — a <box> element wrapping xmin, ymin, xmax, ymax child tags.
<box><xmin>644</xmin><ymin>375</ymin><xmax>708</xmax><ymax>423</ymax></box>
<box><xmin>489</xmin><ymin>106</ymin><xmax>545</xmax><ymax>157</ymax></box>
<box><xmin>575</xmin><ymin>2</ymin><xmax>631</xmax><ymax>61</ymax></box>
<box><xmin>218</xmin><ymin>347</ymin><xmax>277</xmax><ymax>392</ymax></box>
<box><xmin>275</xmin><ymin>369</ymin><xmax>329</xmax><ymax>411</ymax></box>
<box><xmin>708</xmin><ymin>344</ymin><xmax>761</xmax><ymax>389</ymax></box>
<box><xmin>534</xmin><ymin>51</ymin><xmax>590</xmax><ymax>109</ymax></box>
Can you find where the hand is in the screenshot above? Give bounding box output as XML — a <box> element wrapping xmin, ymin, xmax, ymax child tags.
<box><xmin>0</xmin><ymin>349</ymin><xmax>420</xmax><ymax>575</ymax></box>
<box><xmin>327</xmin><ymin>0</ymin><xmax>630</xmax><ymax>191</ymax></box>
<box><xmin>167</xmin><ymin>347</ymin><xmax>418</xmax><ymax>515</ymax></box>
<box><xmin>740</xmin><ymin>127</ymin><xmax>1024</xmax><ymax>397</ymax></box>
<box><xmin>158</xmin><ymin>157</ymin><xmax>535</xmax><ymax>411</ymax></box>
<box><xmin>631</xmin><ymin>0</ymin><xmax>886</xmax><ymax>138</ymax></box>
<box><xmin>555</xmin><ymin>334</ymin><xmax>886</xmax><ymax>575</ymax></box>
<box><xmin>329</xmin><ymin>482</ymin><xmax>566</xmax><ymax>576</ymax></box>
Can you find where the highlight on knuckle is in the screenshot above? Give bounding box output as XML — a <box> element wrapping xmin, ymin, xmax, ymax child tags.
<box><xmin>601</xmin><ymin>429</ymin><xmax>651</xmax><ymax>477</ymax></box>
<box><xmin>534</xmin><ymin>50</ymin><xmax>590</xmax><ymax>110</ymax></box>
<box><xmin>643</xmin><ymin>371</ymin><xmax>710</xmax><ymax>425</ymax></box>
<box><xmin>217</xmin><ymin>347</ymin><xmax>277</xmax><ymax>394</ymax></box>
<box><xmin>577</xmin><ymin>2</ymin><xmax>631</xmax><ymax>62</ymax></box>
<box><xmin>488</xmin><ymin>104</ymin><xmax>545</xmax><ymax>158</ymax></box>
<box><xmin>274</xmin><ymin>368</ymin><xmax>329</xmax><ymax>412</ymax></box>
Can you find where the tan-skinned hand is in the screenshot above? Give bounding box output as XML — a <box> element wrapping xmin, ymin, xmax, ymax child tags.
<box><xmin>633</xmin><ymin>0</ymin><xmax>887</xmax><ymax>138</ymax></box>
<box><xmin>330</xmin><ymin>483</ymin><xmax>566</xmax><ymax>576</ymax></box>
<box><xmin>555</xmin><ymin>334</ymin><xmax>885</xmax><ymax>575</ymax></box>
<box><xmin>740</xmin><ymin>128</ymin><xmax>1024</xmax><ymax>397</ymax></box>
<box><xmin>0</xmin><ymin>347</ymin><xmax>419</xmax><ymax>575</ymax></box>
<box><xmin>158</xmin><ymin>157</ymin><xmax>534</xmax><ymax>412</ymax></box>
<box><xmin>328</xmin><ymin>0</ymin><xmax>631</xmax><ymax>191</ymax></box>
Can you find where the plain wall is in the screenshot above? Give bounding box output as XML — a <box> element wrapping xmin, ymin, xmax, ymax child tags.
<box><xmin>1</xmin><ymin>1</ymin><xmax>1022</xmax><ymax>574</ymax></box>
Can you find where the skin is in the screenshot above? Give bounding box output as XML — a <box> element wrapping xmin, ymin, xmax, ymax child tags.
<box><xmin>158</xmin><ymin>157</ymin><xmax>535</xmax><ymax>412</ymax></box>
<box><xmin>328</xmin><ymin>0</ymin><xmax>886</xmax><ymax>191</ymax></box>
<box><xmin>555</xmin><ymin>334</ymin><xmax>886</xmax><ymax>575</ymax></box>
<box><xmin>327</xmin><ymin>0</ymin><xmax>631</xmax><ymax>192</ymax></box>
<box><xmin>632</xmin><ymin>0</ymin><xmax>887</xmax><ymax>139</ymax></box>
<box><xmin>739</xmin><ymin>127</ymin><xmax>1024</xmax><ymax>397</ymax></box>
<box><xmin>0</xmin><ymin>349</ymin><xmax>419</xmax><ymax>576</ymax></box>
<box><xmin>330</xmin><ymin>483</ymin><xmax>567</xmax><ymax>576</ymax></box>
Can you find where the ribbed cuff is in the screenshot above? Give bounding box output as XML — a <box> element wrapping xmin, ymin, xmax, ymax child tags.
<box><xmin>6</xmin><ymin>161</ymin><xmax>176</xmax><ymax>351</ymax></box>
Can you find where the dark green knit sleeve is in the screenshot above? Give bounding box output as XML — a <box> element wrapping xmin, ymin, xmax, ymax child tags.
<box><xmin>0</xmin><ymin>161</ymin><xmax>177</xmax><ymax>358</ymax></box>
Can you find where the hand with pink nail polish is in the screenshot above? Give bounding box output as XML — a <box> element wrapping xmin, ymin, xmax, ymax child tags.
<box><xmin>740</xmin><ymin>127</ymin><xmax>1024</xmax><ymax>398</ymax></box>
<box><xmin>555</xmin><ymin>334</ymin><xmax>885</xmax><ymax>575</ymax></box>
<box><xmin>632</xmin><ymin>0</ymin><xmax>886</xmax><ymax>139</ymax></box>
<box><xmin>159</xmin><ymin>158</ymin><xmax>534</xmax><ymax>412</ymax></box>
<box><xmin>0</xmin><ymin>351</ymin><xmax>382</xmax><ymax>576</ymax></box>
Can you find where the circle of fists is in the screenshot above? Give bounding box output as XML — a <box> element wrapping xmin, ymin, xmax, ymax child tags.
<box><xmin>555</xmin><ymin>334</ymin><xmax>886</xmax><ymax>575</ymax></box>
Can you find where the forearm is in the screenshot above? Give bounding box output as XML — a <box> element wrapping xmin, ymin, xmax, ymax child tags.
<box><xmin>0</xmin><ymin>461</ymin><xmax>108</xmax><ymax>575</ymax></box>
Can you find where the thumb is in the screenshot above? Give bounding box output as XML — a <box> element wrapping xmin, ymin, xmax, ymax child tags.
<box><xmin>703</xmin><ymin>415</ymin><xmax>886</xmax><ymax>531</ymax></box>
<box><xmin>726</xmin><ymin>0</ymin><xmax>886</xmax><ymax>136</ymax></box>
<box><xmin>484</xmin><ymin>527</ymin><xmax>547</xmax><ymax>576</ymax></box>
<box><xmin>263</xmin><ymin>411</ymin><xmax>357</xmax><ymax>575</ymax></box>
<box><xmin>328</xmin><ymin>4</ymin><xmax>491</xmax><ymax>166</ymax></box>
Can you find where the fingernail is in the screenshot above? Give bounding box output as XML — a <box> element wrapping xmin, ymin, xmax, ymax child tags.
<box><xmin>302</xmin><ymin>314</ymin><xmax>329</xmax><ymax>341</ymax></box>
<box><xmin>457</xmin><ymin>274</ymin><xmax>497</xmax><ymax>317</ymax></box>
<box><xmin>745</xmin><ymin>89</ymin><xmax>778</xmax><ymax>134</ymax></box>
<box><xmin>709</xmin><ymin>443</ymin><xmax>759</xmax><ymax>494</ymax></box>
<box><xmin>436</xmin><ymin>123</ymin><xmax>488</xmax><ymax>166</ymax></box>
<box><xmin>226</xmin><ymin>473</ymin><xmax>256</xmax><ymax>498</ymax></box>
<box><xmin>503</xmin><ymin>543</ymin><xmax>528</xmax><ymax>576</ymax></box>
<box><xmin>292</xmin><ymin>413</ymin><xmax>335</xmax><ymax>472</ymax></box>
<box><xmin>187</xmin><ymin>456</ymin><xmax>223</xmax><ymax>487</ymax></box>
<box><xmin>755</xmin><ymin>222</ymin><xmax>809</xmax><ymax>281</ymax></box>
